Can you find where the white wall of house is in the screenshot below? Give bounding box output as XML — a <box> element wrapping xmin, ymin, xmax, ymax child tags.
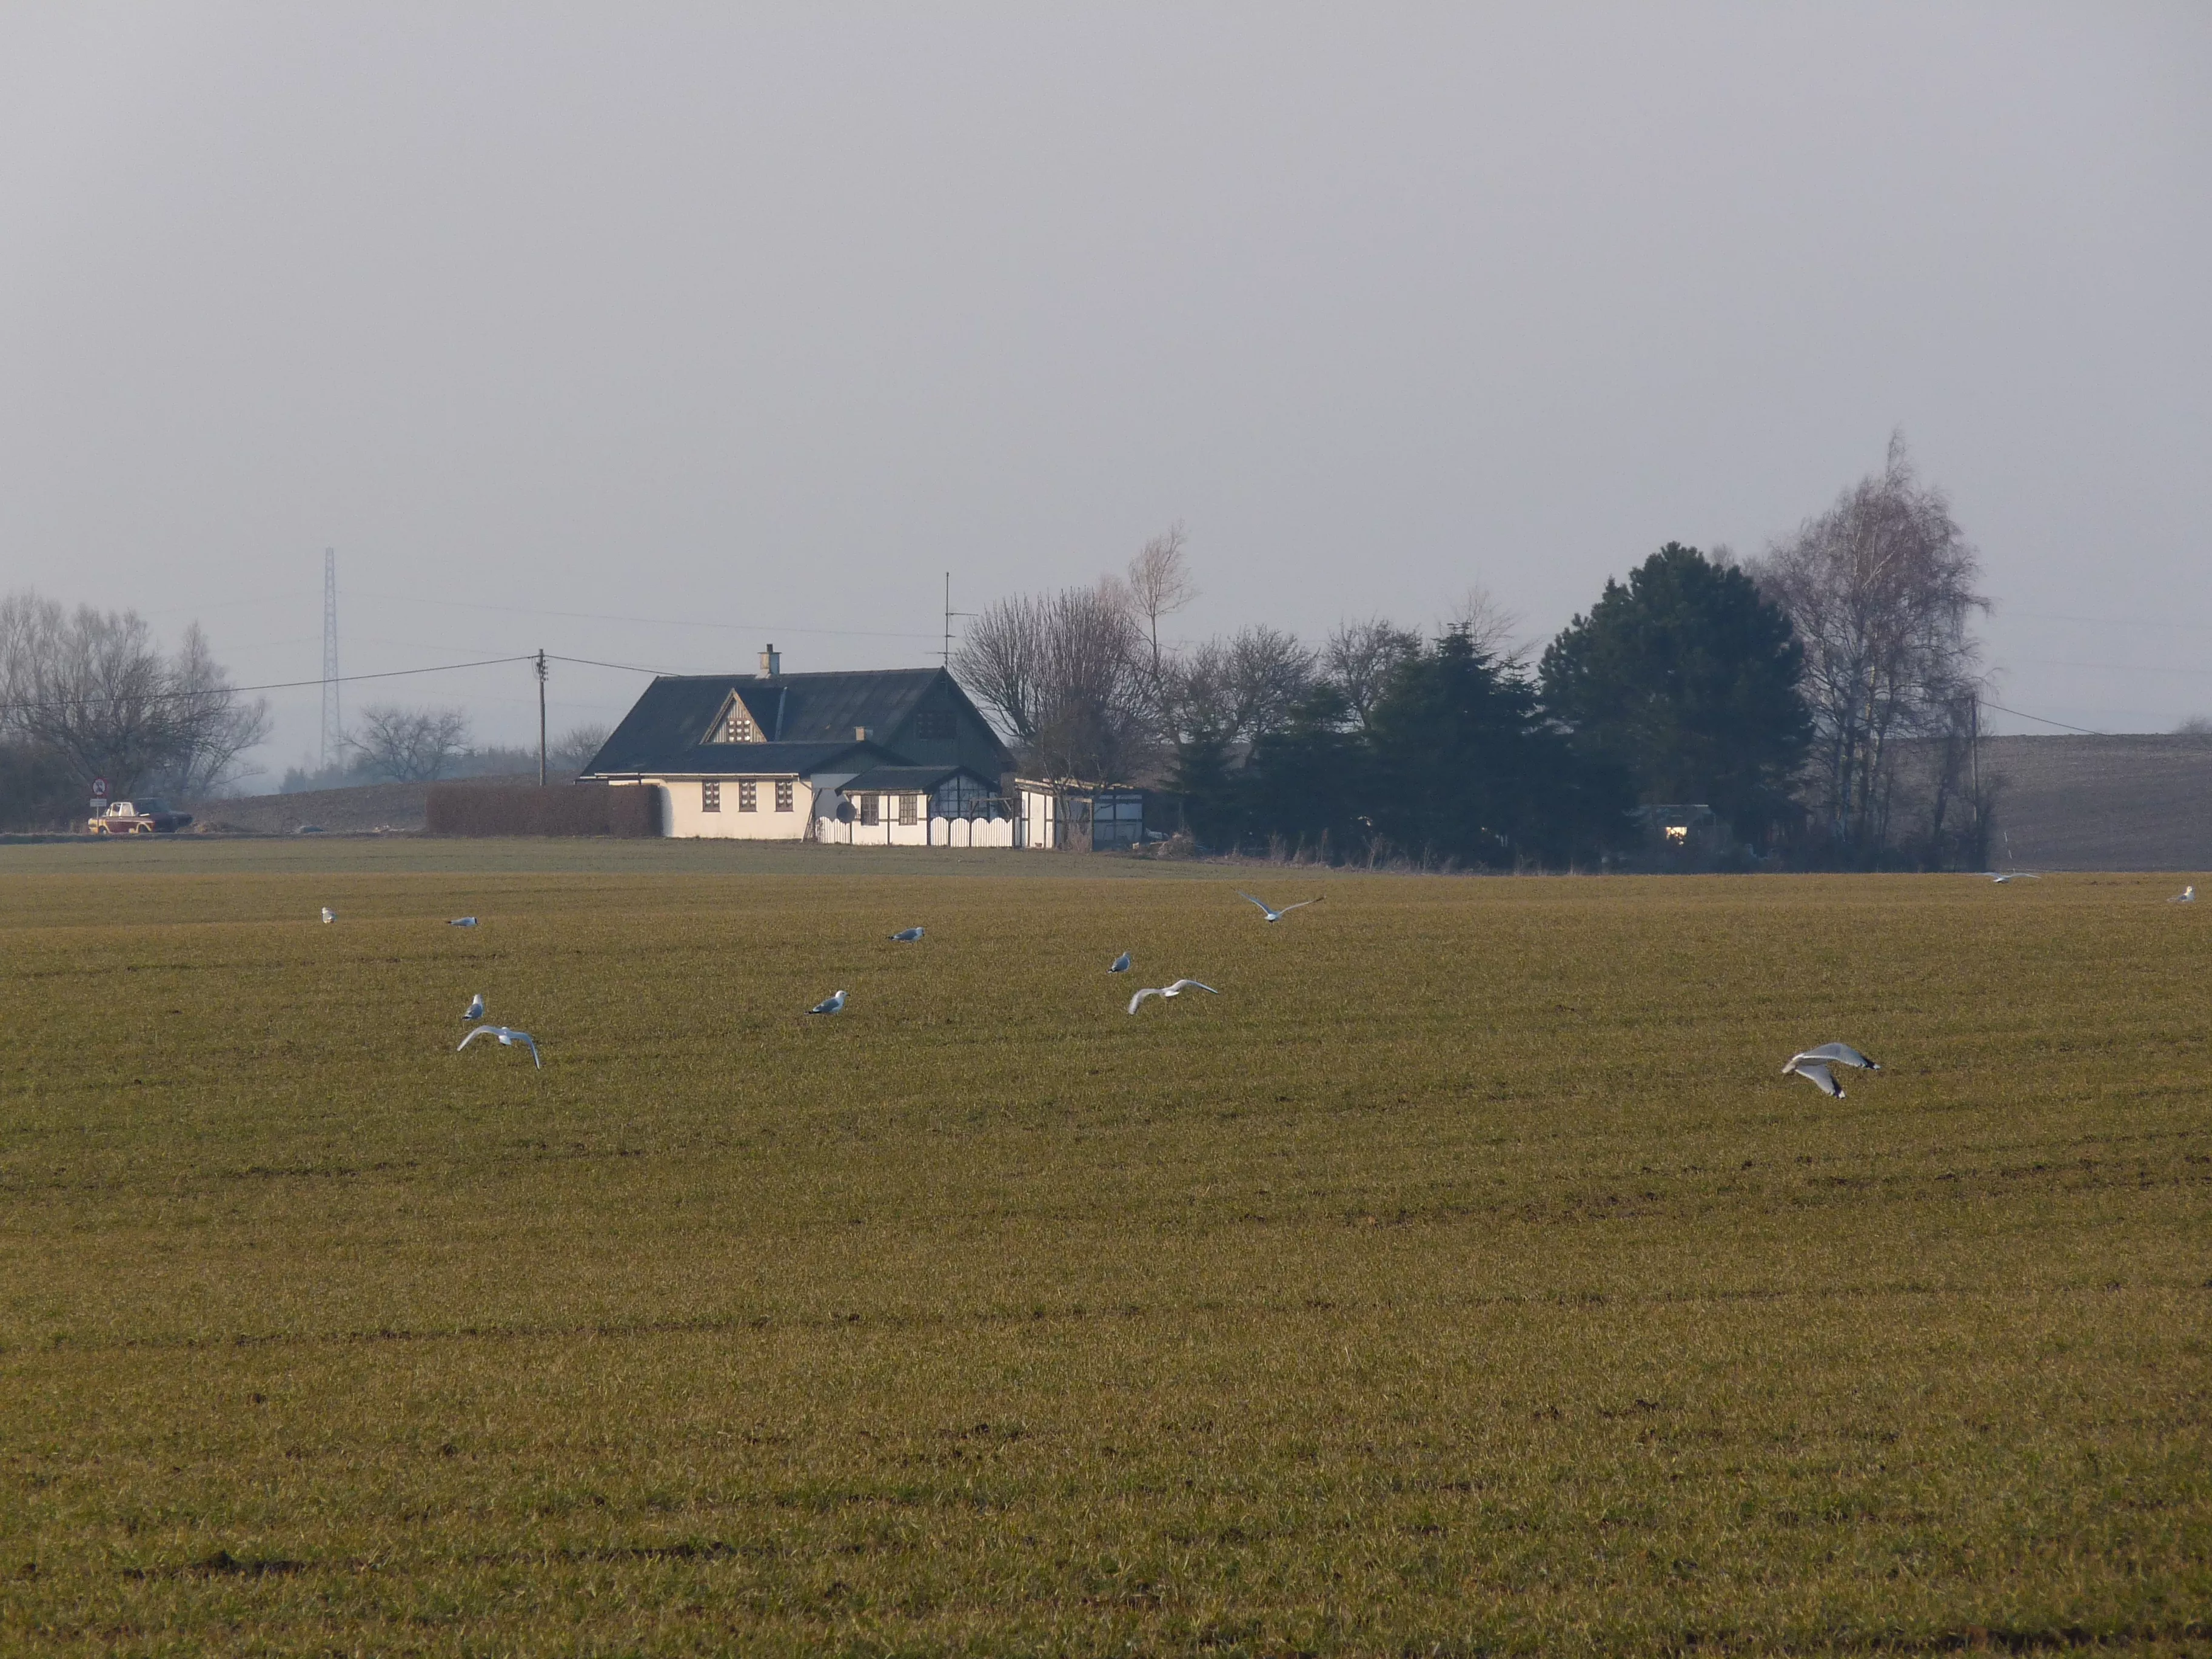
<box><xmin>611</xmin><ymin>773</ymin><xmax>1017</xmax><ymax>846</ymax></box>
<box><xmin>621</xmin><ymin>776</ymin><xmax>819</xmax><ymax>839</ymax></box>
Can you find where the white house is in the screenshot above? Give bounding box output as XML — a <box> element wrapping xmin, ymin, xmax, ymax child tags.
<box><xmin>580</xmin><ymin>648</ymin><xmax>1019</xmax><ymax>844</ymax></box>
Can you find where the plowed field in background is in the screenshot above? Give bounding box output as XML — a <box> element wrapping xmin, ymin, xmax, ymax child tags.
<box><xmin>1</xmin><ymin>843</ymin><xmax>2206</xmax><ymax>1654</ymax></box>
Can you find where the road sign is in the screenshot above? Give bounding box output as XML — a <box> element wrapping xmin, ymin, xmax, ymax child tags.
<box><xmin>92</xmin><ymin>777</ymin><xmax>109</xmax><ymax>798</ymax></box>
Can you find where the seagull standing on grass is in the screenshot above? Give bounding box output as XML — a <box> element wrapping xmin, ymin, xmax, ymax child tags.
<box><xmin>449</xmin><ymin>917</ymin><xmax>478</xmax><ymax>928</ymax></box>
<box><xmin>1781</xmin><ymin>1042</ymin><xmax>1882</xmax><ymax>1099</ymax></box>
<box><xmin>457</xmin><ymin>1025</ymin><xmax>540</xmax><ymax>1068</ymax></box>
<box><xmin>320</xmin><ymin>907</ymin><xmax>335</xmax><ymax>924</ymax></box>
<box><xmin>2173</xmin><ymin>885</ymin><xmax>2196</xmax><ymax>903</ymax></box>
<box><xmin>888</xmin><ymin>927</ymin><xmax>925</xmax><ymax>942</ymax></box>
<box><xmin>1237</xmin><ymin>892</ymin><xmax>1321</xmax><ymax>923</ymax></box>
<box><xmin>463</xmin><ymin>992</ymin><xmax>485</xmax><ymax>1022</ymax></box>
<box><xmin>809</xmin><ymin>990</ymin><xmax>848</xmax><ymax>1016</ymax></box>
<box><xmin>1108</xmin><ymin>951</ymin><xmax>1131</xmax><ymax>974</ymax></box>
<box><xmin>1128</xmin><ymin>980</ymin><xmax>1217</xmax><ymax>1014</ymax></box>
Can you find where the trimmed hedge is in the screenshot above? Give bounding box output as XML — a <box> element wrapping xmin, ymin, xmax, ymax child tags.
<box><xmin>425</xmin><ymin>783</ymin><xmax>660</xmax><ymax>838</ymax></box>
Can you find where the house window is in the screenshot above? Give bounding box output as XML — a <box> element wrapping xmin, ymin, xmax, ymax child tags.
<box><xmin>911</xmin><ymin>710</ymin><xmax>955</xmax><ymax>740</ymax></box>
<box><xmin>738</xmin><ymin>780</ymin><xmax>757</xmax><ymax>812</ymax></box>
<box><xmin>723</xmin><ymin>705</ymin><xmax>757</xmax><ymax>743</ymax></box>
<box><xmin>859</xmin><ymin>794</ymin><xmax>879</xmax><ymax>826</ymax></box>
<box><xmin>702</xmin><ymin>781</ymin><xmax>721</xmax><ymax>813</ymax></box>
<box><xmin>775</xmin><ymin>780</ymin><xmax>794</xmax><ymax>812</ymax></box>
<box><xmin>899</xmin><ymin>792</ymin><xmax>918</xmax><ymax>825</ymax></box>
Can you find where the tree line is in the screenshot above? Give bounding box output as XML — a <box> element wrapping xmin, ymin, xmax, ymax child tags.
<box><xmin>0</xmin><ymin>594</ymin><xmax>271</xmax><ymax>829</ymax></box>
<box><xmin>276</xmin><ymin>711</ymin><xmax>609</xmax><ymax>793</ymax></box>
<box><xmin>955</xmin><ymin>440</ymin><xmax>1993</xmax><ymax>870</ymax></box>
<box><xmin>0</xmin><ymin>591</ymin><xmax>617</xmax><ymax>828</ymax></box>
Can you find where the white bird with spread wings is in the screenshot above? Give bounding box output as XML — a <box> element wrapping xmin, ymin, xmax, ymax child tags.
<box><xmin>1128</xmin><ymin>979</ymin><xmax>1217</xmax><ymax>1014</ymax></box>
<box><xmin>1781</xmin><ymin>1042</ymin><xmax>1881</xmax><ymax>1099</ymax></box>
<box><xmin>458</xmin><ymin>1024</ymin><xmax>540</xmax><ymax>1068</ymax></box>
<box><xmin>1237</xmin><ymin>891</ymin><xmax>1321</xmax><ymax>923</ymax></box>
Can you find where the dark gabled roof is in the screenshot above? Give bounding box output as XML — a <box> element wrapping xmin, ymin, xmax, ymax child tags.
<box><xmin>607</xmin><ymin>740</ymin><xmax>883</xmax><ymax>778</ymax></box>
<box><xmin>584</xmin><ymin>668</ymin><xmax>998</xmax><ymax>777</ymax></box>
<box><xmin>839</xmin><ymin>765</ymin><xmax>996</xmax><ymax>794</ymax></box>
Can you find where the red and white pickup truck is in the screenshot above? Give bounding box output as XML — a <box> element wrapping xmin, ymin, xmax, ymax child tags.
<box><xmin>87</xmin><ymin>798</ymin><xmax>195</xmax><ymax>835</ymax></box>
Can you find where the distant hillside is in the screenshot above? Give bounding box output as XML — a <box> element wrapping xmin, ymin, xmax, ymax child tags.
<box><xmin>190</xmin><ymin>774</ymin><xmax>579</xmax><ymax>836</ymax></box>
<box><xmin>1982</xmin><ymin>734</ymin><xmax>2212</xmax><ymax>871</ymax></box>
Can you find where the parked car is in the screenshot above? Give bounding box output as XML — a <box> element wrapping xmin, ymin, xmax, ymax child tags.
<box><xmin>87</xmin><ymin>798</ymin><xmax>195</xmax><ymax>835</ymax></box>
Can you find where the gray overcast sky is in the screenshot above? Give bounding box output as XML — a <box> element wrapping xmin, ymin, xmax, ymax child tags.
<box><xmin>2</xmin><ymin>4</ymin><xmax>2208</xmax><ymax>777</ymax></box>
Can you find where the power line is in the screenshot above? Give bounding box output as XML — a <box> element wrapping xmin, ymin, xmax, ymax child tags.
<box><xmin>1982</xmin><ymin>700</ymin><xmax>2108</xmax><ymax>736</ymax></box>
<box><xmin>2006</xmin><ymin>608</ymin><xmax>2212</xmax><ymax>634</ymax></box>
<box><xmin>352</xmin><ymin>589</ymin><xmax>940</xmax><ymax>642</ymax></box>
<box><xmin>0</xmin><ymin>654</ymin><xmax>537</xmax><ymax>718</ymax></box>
<box><xmin>545</xmin><ymin>652</ymin><xmax>683</xmax><ymax>676</ymax></box>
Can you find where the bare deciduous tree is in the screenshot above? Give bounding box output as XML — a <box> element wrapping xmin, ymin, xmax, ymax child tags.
<box><xmin>1124</xmin><ymin>524</ymin><xmax>1196</xmax><ymax>692</ymax></box>
<box><xmin>1323</xmin><ymin>618</ymin><xmax>1422</xmax><ymax>728</ymax></box>
<box><xmin>0</xmin><ymin>592</ymin><xmax>270</xmax><ymax>796</ymax></box>
<box><xmin>952</xmin><ymin>594</ymin><xmax>1050</xmax><ymax>749</ymax></box>
<box><xmin>953</xmin><ymin>584</ymin><xmax>1152</xmax><ymax>780</ymax></box>
<box><xmin>350</xmin><ymin>704</ymin><xmax>473</xmax><ymax>782</ymax></box>
<box><xmin>1168</xmin><ymin>627</ymin><xmax>1316</xmax><ymax>746</ymax></box>
<box><xmin>1224</xmin><ymin>626</ymin><xmax>1316</xmax><ymax>740</ymax></box>
<box><xmin>145</xmin><ymin>625</ymin><xmax>274</xmax><ymax>796</ymax></box>
<box><xmin>550</xmin><ymin>722</ymin><xmax>612</xmax><ymax>773</ymax></box>
<box><xmin>1441</xmin><ymin>585</ymin><xmax>1526</xmax><ymax>664</ymax></box>
<box><xmin>1749</xmin><ymin>435</ymin><xmax>1989</xmax><ymax>854</ymax></box>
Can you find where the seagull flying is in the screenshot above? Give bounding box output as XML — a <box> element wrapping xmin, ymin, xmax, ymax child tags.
<box><xmin>809</xmin><ymin>990</ymin><xmax>848</xmax><ymax>1015</ymax></box>
<box><xmin>1986</xmin><ymin>872</ymin><xmax>2040</xmax><ymax>883</ymax></box>
<box><xmin>1781</xmin><ymin>1042</ymin><xmax>1882</xmax><ymax>1099</ymax></box>
<box><xmin>320</xmin><ymin>907</ymin><xmax>335</xmax><ymax>924</ymax></box>
<box><xmin>457</xmin><ymin>1024</ymin><xmax>540</xmax><ymax>1068</ymax></box>
<box><xmin>1237</xmin><ymin>891</ymin><xmax>1321</xmax><ymax>923</ymax></box>
<box><xmin>2174</xmin><ymin>885</ymin><xmax>2196</xmax><ymax>903</ymax></box>
<box><xmin>888</xmin><ymin>927</ymin><xmax>925</xmax><ymax>942</ymax></box>
<box><xmin>1108</xmin><ymin>951</ymin><xmax>1131</xmax><ymax>974</ymax></box>
<box><xmin>449</xmin><ymin>916</ymin><xmax>478</xmax><ymax>927</ymax></box>
<box><xmin>1128</xmin><ymin>979</ymin><xmax>1218</xmax><ymax>1014</ymax></box>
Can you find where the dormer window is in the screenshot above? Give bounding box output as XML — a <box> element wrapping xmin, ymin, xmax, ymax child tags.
<box><xmin>711</xmin><ymin>693</ymin><xmax>761</xmax><ymax>744</ymax></box>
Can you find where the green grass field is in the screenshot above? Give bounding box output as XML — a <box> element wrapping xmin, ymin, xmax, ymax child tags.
<box><xmin>2</xmin><ymin>840</ymin><xmax>2207</xmax><ymax>1655</ymax></box>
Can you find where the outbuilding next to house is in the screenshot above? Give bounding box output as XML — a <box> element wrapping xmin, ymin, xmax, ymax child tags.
<box><xmin>580</xmin><ymin>649</ymin><xmax>1019</xmax><ymax>843</ymax></box>
<box><xmin>1016</xmin><ymin>779</ymin><xmax>1147</xmax><ymax>852</ymax></box>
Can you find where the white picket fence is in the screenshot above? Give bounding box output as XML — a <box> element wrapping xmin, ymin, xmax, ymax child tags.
<box><xmin>818</xmin><ymin>815</ymin><xmax>1018</xmax><ymax>848</ymax></box>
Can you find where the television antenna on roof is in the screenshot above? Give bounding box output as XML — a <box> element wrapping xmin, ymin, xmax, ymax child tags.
<box><xmin>942</xmin><ymin>572</ymin><xmax>976</xmax><ymax>669</ymax></box>
<box><xmin>320</xmin><ymin>549</ymin><xmax>341</xmax><ymax>771</ymax></box>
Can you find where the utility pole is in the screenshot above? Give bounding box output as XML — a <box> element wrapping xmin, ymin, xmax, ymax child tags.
<box><xmin>320</xmin><ymin>549</ymin><xmax>341</xmax><ymax>773</ymax></box>
<box><xmin>536</xmin><ymin>649</ymin><xmax>548</xmax><ymax>786</ymax></box>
